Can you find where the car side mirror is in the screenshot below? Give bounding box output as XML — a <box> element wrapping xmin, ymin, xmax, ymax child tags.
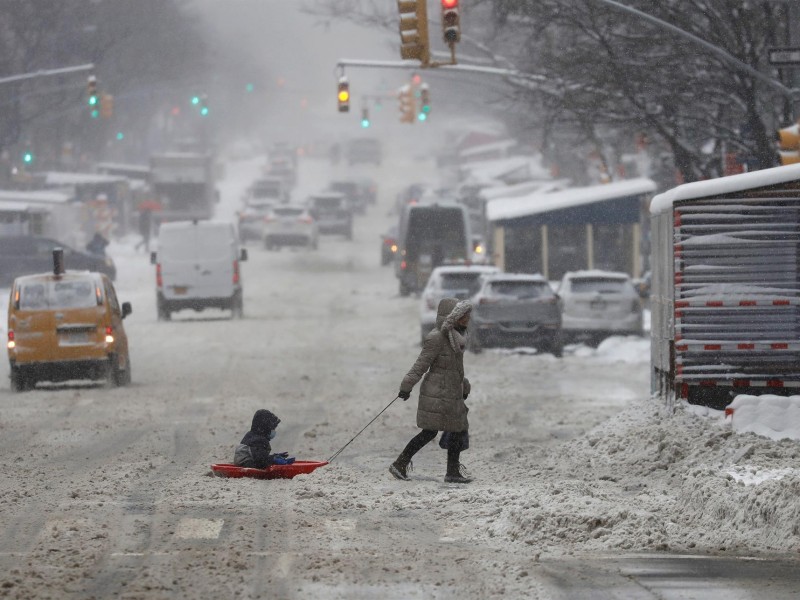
<box><xmin>121</xmin><ymin>302</ymin><xmax>133</xmax><ymax>319</ymax></box>
<box><xmin>240</xmin><ymin>248</ymin><xmax>248</xmax><ymax>262</ymax></box>
<box><xmin>150</xmin><ymin>251</ymin><xmax>157</xmax><ymax>265</ymax></box>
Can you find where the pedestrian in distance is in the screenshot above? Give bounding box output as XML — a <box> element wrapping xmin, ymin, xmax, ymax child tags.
<box><xmin>390</xmin><ymin>298</ymin><xmax>474</xmax><ymax>484</ymax></box>
<box><xmin>85</xmin><ymin>231</ymin><xmax>109</xmax><ymax>257</ymax></box>
<box><xmin>135</xmin><ymin>208</ymin><xmax>153</xmax><ymax>253</ymax></box>
<box><xmin>233</xmin><ymin>409</ymin><xmax>295</xmax><ymax>469</ymax></box>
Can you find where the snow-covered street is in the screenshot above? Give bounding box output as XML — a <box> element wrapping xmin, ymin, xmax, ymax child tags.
<box><xmin>0</xmin><ymin>152</ymin><xmax>798</xmax><ymax>599</ymax></box>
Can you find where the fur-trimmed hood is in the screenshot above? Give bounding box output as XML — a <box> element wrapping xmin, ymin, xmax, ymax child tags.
<box><xmin>436</xmin><ymin>298</ymin><xmax>473</xmax><ymax>353</ymax></box>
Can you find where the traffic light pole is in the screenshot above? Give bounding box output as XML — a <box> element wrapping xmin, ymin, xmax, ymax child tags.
<box><xmin>0</xmin><ymin>63</ymin><xmax>94</xmax><ymax>87</ymax></box>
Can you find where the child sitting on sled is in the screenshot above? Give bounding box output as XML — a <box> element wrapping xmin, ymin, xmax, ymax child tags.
<box><xmin>233</xmin><ymin>409</ymin><xmax>295</xmax><ymax>468</ymax></box>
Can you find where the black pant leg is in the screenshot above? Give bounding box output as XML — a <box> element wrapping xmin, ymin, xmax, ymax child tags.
<box><xmin>399</xmin><ymin>429</ymin><xmax>437</xmax><ymax>462</ymax></box>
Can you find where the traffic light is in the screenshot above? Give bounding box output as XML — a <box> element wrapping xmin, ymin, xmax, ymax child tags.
<box><xmin>397</xmin><ymin>0</ymin><xmax>430</xmax><ymax>65</ymax></box>
<box><xmin>337</xmin><ymin>77</ymin><xmax>350</xmax><ymax>113</ymax></box>
<box><xmin>441</xmin><ymin>0</ymin><xmax>461</xmax><ymax>44</ymax></box>
<box><xmin>100</xmin><ymin>93</ymin><xmax>113</xmax><ymax>119</ymax></box>
<box><xmin>419</xmin><ymin>84</ymin><xmax>430</xmax><ymax>121</ymax></box>
<box><xmin>87</xmin><ymin>75</ymin><xmax>99</xmax><ymax>118</ymax></box>
<box><xmin>398</xmin><ymin>85</ymin><xmax>415</xmax><ymax>124</ymax></box>
<box><xmin>361</xmin><ymin>108</ymin><xmax>370</xmax><ymax>128</ymax></box>
<box><xmin>22</xmin><ymin>150</ymin><xmax>34</xmax><ymax>165</ymax></box>
<box><xmin>191</xmin><ymin>95</ymin><xmax>200</xmax><ymax>106</ymax></box>
<box><xmin>777</xmin><ymin>122</ymin><xmax>800</xmax><ymax>166</ymax></box>
<box><xmin>199</xmin><ymin>94</ymin><xmax>209</xmax><ymax>116</ymax></box>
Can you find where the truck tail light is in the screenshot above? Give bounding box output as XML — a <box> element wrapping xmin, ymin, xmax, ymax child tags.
<box><xmin>7</xmin><ymin>331</ymin><xmax>15</xmax><ymax>350</ymax></box>
<box><xmin>233</xmin><ymin>260</ymin><xmax>240</xmax><ymax>285</ymax></box>
<box><xmin>104</xmin><ymin>326</ymin><xmax>114</xmax><ymax>344</ymax></box>
<box><xmin>400</xmin><ymin>260</ymin><xmax>407</xmax><ymax>270</ymax></box>
<box><xmin>156</xmin><ymin>264</ymin><xmax>163</xmax><ymax>288</ymax></box>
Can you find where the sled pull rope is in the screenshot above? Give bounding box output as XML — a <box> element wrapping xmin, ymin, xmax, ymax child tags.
<box><xmin>327</xmin><ymin>396</ymin><xmax>399</xmax><ymax>462</ymax></box>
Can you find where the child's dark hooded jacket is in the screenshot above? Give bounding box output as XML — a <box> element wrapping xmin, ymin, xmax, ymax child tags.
<box><xmin>233</xmin><ymin>409</ymin><xmax>281</xmax><ymax>468</ymax></box>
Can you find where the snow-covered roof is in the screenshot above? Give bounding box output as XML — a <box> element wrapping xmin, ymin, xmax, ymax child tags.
<box><xmin>487</xmin><ymin>178</ymin><xmax>657</xmax><ymax>222</ymax></box>
<box><xmin>563</xmin><ymin>269</ymin><xmax>631</xmax><ymax>281</ymax></box>
<box><xmin>460</xmin><ymin>155</ymin><xmax>550</xmax><ymax>185</ymax></box>
<box><xmin>483</xmin><ymin>273</ymin><xmax>548</xmax><ymax>283</ymax></box>
<box><xmin>0</xmin><ymin>189</ymin><xmax>74</xmax><ymax>204</ymax></box>
<box><xmin>650</xmin><ymin>164</ymin><xmax>800</xmax><ymax>215</ymax></box>
<box><xmin>42</xmin><ymin>172</ymin><xmax>127</xmax><ymax>186</ymax></box>
<box><xmin>431</xmin><ymin>265</ymin><xmax>500</xmax><ymax>275</ymax></box>
<box><xmin>459</xmin><ymin>139</ymin><xmax>517</xmax><ymax>160</ymax></box>
<box><xmin>479</xmin><ymin>179</ymin><xmax>570</xmax><ymax>202</ymax></box>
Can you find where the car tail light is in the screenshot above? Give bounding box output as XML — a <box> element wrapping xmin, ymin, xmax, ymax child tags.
<box><xmin>7</xmin><ymin>331</ymin><xmax>15</xmax><ymax>350</ymax></box>
<box><xmin>156</xmin><ymin>263</ymin><xmax>163</xmax><ymax>288</ymax></box>
<box><xmin>391</xmin><ymin>244</ymin><xmax>398</xmax><ymax>253</ymax></box>
<box><xmin>104</xmin><ymin>326</ymin><xmax>114</xmax><ymax>344</ymax></box>
<box><xmin>400</xmin><ymin>260</ymin><xmax>407</xmax><ymax>270</ymax></box>
<box><xmin>299</xmin><ymin>216</ymin><xmax>313</xmax><ymax>224</ymax></box>
<box><xmin>233</xmin><ymin>260</ymin><xmax>240</xmax><ymax>285</ymax></box>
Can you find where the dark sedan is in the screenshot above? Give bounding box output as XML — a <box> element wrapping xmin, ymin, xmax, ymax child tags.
<box><xmin>0</xmin><ymin>235</ymin><xmax>116</xmax><ymax>286</ymax></box>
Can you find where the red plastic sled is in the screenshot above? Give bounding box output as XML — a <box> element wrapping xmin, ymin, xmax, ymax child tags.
<box><xmin>210</xmin><ymin>461</ymin><xmax>328</xmax><ymax>480</ymax></box>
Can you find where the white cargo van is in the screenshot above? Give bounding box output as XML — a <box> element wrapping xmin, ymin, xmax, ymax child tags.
<box><xmin>151</xmin><ymin>221</ymin><xmax>247</xmax><ymax>320</ymax></box>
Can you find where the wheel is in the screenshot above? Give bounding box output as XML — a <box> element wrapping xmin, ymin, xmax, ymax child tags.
<box><xmin>121</xmin><ymin>357</ymin><xmax>132</xmax><ymax>386</ymax></box>
<box><xmin>10</xmin><ymin>367</ymin><xmax>33</xmax><ymax>392</ymax></box>
<box><xmin>157</xmin><ymin>299</ymin><xmax>171</xmax><ymax>321</ymax></box>
<box><xmin>547</xmin><ymin>333</ymin><xmax>564</xmax><ymax>358</ymax></box>
<box><xmin>107</xmin><ymin>354</ymin><xmax>125</xmax><ymax>387</ymax></box>
<box><xmin>231</xmin><ymin>292</ymin><xmax>244</xmax><ymax>319</ymax></box>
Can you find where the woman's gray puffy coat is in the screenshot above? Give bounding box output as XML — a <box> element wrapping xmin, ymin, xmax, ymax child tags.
<box><xmin>400</xmin><ymin>298</ymin><xmax>472</xmax><ymax>432</ymax></box>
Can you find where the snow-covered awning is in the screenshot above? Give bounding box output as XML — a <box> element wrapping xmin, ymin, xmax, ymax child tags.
<box><xmin>487</xmin><ymin>178</ymin><xmax>657</xmax><ymax>223</ymax></box>
<box><xmin>0</xmin><ymin>189</ymin><xmax>74</xmax><ymax>204</ymax></box>
<box><xmin>41</xmin><ymin>171</ymin><xmax>127</xmax><ymax>186</ymax></box>
<box><xmin>479</xmin><ymin>179</ymin><xmax>571</xmax><ymax>202</ymax></box>
<box><xmin>650</xmin><ymin>164</ymin><xmax>800</xmax><ymax>215</ymax></box>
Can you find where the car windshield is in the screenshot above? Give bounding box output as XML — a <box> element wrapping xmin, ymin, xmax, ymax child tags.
<box><xmin>440</xmin><ymin>273</ymin><xmax>485</xmax><ymax>297</ymax></box>
<box><xmin>273</xmin><ymin>207</ymin><xmax>303</xmax><ymax>218</ymax></box>
<box><xmin>19</xmin><ymin>279</ymin><xmax>98</xmax><ymax>310</ymax></box>
<box><xmin>570</xmin><ymin>278</ymin><xmax>629</xmax><ymax>294</ymax></box>
<box><xmin>313</xmin><ymin>197</ymin><xmax>342</xmax><ymax>210</ymax></box>
<box><xmin>488</xmin><ymin>281</ymin><xmax>553</xmax><ymax>300</ymax></box>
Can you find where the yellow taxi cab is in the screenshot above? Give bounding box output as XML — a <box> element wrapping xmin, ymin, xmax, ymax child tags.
<box><xmin>7</xmin><ymin>249</ymin><xmax>132</xmax><ymax>391</ymax></box>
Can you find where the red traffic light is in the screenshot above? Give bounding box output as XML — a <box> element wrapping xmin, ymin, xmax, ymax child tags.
<box><xmin>442</xmin><ymin>0</ymin><xmax>458</xmax><ymax>7</ymax></box>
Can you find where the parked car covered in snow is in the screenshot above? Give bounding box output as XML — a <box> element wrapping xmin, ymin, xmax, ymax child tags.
<box><xmin>419</xmin><ymin>264</ymin><xmax>500</xmax><ymax>343</ymax></box>
<box><xmin>468</xmin><ymin>273</ymin><xmax>562</xmax><ymax>356</ymax></box>
<box><xmin>558</xmin><ymin>270</ymin><xmax>643</xmax><ymax>345</ymax></box>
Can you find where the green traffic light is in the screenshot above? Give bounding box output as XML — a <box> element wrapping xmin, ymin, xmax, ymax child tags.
<box><xmin>191</xmin><ymin>96</ymin><xmax>200</xmax><ymax>105</ymax></box>
<box><xmin>361</xmin><ymin>119</ymin><xmax>370</xmax><ymax>128</ymax></box>
<box><xmin>22</xmin><ymin>152</ymin><xmax>33</xmax><ymax>164</ymax></box>
<box><xmin>422</xmin><ymin>105</ymin><xmax>431</xmax><ymax>113</ymax></box>
<box><xmin>116</xmin><ymin>132</ymin><xmax>124</xmax><ymax>141</ymax></box>
<box><xmin>418</xmin><ymin>113</ymin><xmax>427</xmax><ymax>122</ymax></box>
<box><xmin>88</xmin><ymin>95</ymin><xmax>98</xmax><ymax>106</ymax></box>
<box><xmin>245</xmin><ymin>83</ymin><xmax>255</xmax><ymax>93</ymax></box>
<box><xmin>200</xmin><ymin>106</ymin><xmax>209</xmax><ymax>116</ymax></box>
<box><xmin>91</xmin><ymin>109</ymin><xmax>100</xmax><ymax>119</ymax></box>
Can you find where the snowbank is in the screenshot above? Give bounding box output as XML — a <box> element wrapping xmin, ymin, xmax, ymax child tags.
<box><xmin>727</xmin><ymin>395</ymin><xmax>800</xmax><ymax>442</ymax></box>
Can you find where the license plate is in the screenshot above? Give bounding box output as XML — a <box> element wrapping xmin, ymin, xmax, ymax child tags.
<box><xmin>173</xmin><ymin>286</ymin><xmax>188</xmax><ymax>295</ymax></box>
<box><xmin>60</xmin><ymin>332</ymin><xmax>90</xmax><ymax>345</ymax></box>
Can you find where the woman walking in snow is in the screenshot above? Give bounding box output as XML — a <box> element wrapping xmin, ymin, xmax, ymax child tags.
<box><xmin>390</xmin><ymin>298</ymin><xmax>473</xmax><ymax>484</ymax></box>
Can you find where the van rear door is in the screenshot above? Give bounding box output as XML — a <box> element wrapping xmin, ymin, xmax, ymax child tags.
<box><xmin>192</xmin><ymin>224</ymin><xmax>236</xmax><ymax>299</ymax></box>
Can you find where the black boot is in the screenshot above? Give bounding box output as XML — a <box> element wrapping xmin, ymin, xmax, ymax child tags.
<box><xmin>389</xmin><ymin>455</ymin><xmax>412</xmax><ymax>480</ymax></box>
<box><xmin>444</xmin><ymin>463</ymin><xmax>473</xmax><ymax>484</ymax></box>
<box><xmin>445</xmin><ymin>438</ymin><xmax>472</xmax><ymax>484</ymax></box>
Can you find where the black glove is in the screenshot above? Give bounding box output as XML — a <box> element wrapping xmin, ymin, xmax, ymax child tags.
<box><xmin>463</xmin><ymin>392</ymin><xmax>469</xmax><ymax>400</ymax></box>
<box><xmin>398</xmin><ymin>390</ymin><xmax>411</xmax><ymax>400</ymax></box>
